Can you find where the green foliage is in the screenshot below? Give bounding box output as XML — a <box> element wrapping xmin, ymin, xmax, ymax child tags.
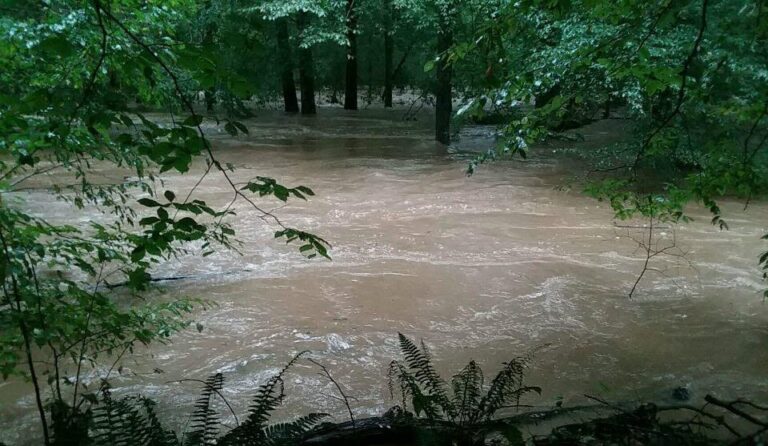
<box><xmin>241</xmin><ymin>177</ymin><xmax>315</xmax><ymax>202</ymax></box>
<box><xmin>455</xmin><ymin>0</ymin><xmax>768</xmax><ymax>290</ymax></box>
<box><xmin>221</xmin><ymin>352</ymin><xmax>320</xmax><ymax>444</ymax></box>
<box><xmin>21</xmin><ymin>333</ymin><xmax>768</xmax><ymax>446</ymax></box>
<box><xmin>583</xmin><ymin>180</ymin><xmax>693</xmax><ymax>224</ymax></box>
<box><xmin>0</xmin><ymin>1</ymin><xmax>331</xmax><ymax>443</ymax></box>
<box><xmin>389</xmin><ymin>333</ymin><xmax>455</xmax><ymax>420</ymax></box>
<box><xmin>188</xmin><ymin>353</ymin><xmax>330</xmax><ymax>445</ymax></box>
<box><xmin>388</xmin><ymin>333</ymin><xmax>540</xmax><ymax>427</ymax></box>
<box><xmin>89</xmin><ymin>387</ymin><xmax>179</xmax><ymax>446</ymax></box>
<box><xmin>274</xmin><ymin>228</ymin><xmax>331</xmax><ymax>260</ymax></box>
<box><xmin>185</xmin><ymin>373</ymin><xmax>224</xmax><ymax>446</ymax></box>
<box><xmin>45</xmin><ymin>353</ymin><xmax>327</xmax><ymax>446</ymax></box>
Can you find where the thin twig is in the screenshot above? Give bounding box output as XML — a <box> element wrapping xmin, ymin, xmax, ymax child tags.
<box><xmin>629</xmin><ymin>215</ymin><xmax>654</xmax><ymax>298</ymax></box>
<box><xmin>705</xmin><ymin>395</ymin><xmax>768</xmax><ymax>428</ymax></box>
<box><xmin>657</xmin><ymin>404</ymin><xmax>741</xmax><ymax>437</ymax></box>
<box><xmin>308</xmin><ymin>358</ymin><xmax>356</xmax><ymax>429</ymax></box>
<box><xmin>584</xmin><ymin>394</ymin><xmax>628</xmax><ymax>413</ymax></box>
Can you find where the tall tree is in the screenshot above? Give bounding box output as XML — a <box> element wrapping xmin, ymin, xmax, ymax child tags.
<box><xmin>297</xmin><ymin>10</ymin><xmax>317</xmax><ymax>115</ymax></box>
<box><xmin>383</xmin><ymin>0</ymin><xmax>394</xmax><ymax>108</ymax></box>
<box><xmin>201</xmin><ymin>0</ymin><xmax>218</xmax><ymax>112</ymax></box>
<box><xmin>435</xmin><ymin>2</ymin><xmax>454</xmax><ymax>144</ymax></box>
<box><xmin>276</xmin><ymin>18</ymin><xmax>299</xmax><ymax>113</ymax></box>
<box><xmin>344</xmin><ymin>0</ymin><xmax>359</xmax><ymax>110</ymax></box>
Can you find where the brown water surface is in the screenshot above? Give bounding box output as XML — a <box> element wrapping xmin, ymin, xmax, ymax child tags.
<box><xmin>2</xmin><ymin>108</ymin><xmax>767</xmax><ymax>443</ymax></box>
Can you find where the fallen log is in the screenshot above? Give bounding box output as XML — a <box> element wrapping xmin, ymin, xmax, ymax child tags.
<box><xmin>105</xmin><ymin>268</ymin><xmax>253</xmax><ymax>289</ymax></box>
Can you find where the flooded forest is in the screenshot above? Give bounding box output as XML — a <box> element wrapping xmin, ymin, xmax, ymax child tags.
<box><xmin>1</xmin><ymin>1</ymin><xmax>768</xmax><ymax>445</ymax></box>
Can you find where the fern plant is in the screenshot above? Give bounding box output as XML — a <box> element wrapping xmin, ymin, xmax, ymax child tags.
<box><xmin>217</xmin><ymin>352</ymin><xmax>328</xmax><ymax>445</ymax></box>
<box><xmin>89</xmin><ymin>385</ymin><xmax>179</xmax><ymax>446</ymax></box>
<box><xmin>184</xmin><ymin>373</ymin><xmax>224</xmax><ymax>446</ymax></box>
<box><xmin>79</xmin><ymin>353</ymin><xmax>327</xmax><ymax>446</ymax></box>
<box><xmin>388</xmin><ymin>333</ymin><xmax>540</xmax><ymax>444</ymax></box>
<box><xmin>388</xmin><ymin>334</ymin><xmax>457</xmax><ymax>422</ymax></box>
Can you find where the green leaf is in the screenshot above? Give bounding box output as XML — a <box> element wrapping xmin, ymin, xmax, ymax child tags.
<box><xmin>131</xmin><ymin>246</ymin><xmax>146</xmax><ymax>262</ymax></box>
<box><xmin>139</xmin><ymin>217</ymin><xmax>160</xmax><ymax>226</ymax></box>
<box><xmin>183</xmin><ymin>115</ymin><xmax>203</xmax><ymax>127</ymax></box>
<box><xmin>138</xmin><ymin>198</ymin><xmax>161</xmax><ymax>207</ymax></box>
<box><xmin>232</xmin><ymin>121</ymin><xmax>249</xmax><ymax>134</ymax></box>
<box><xmin>224</xmin><ymin>121</ymin><xmax>238</xmax><ymax>136</ymax></box>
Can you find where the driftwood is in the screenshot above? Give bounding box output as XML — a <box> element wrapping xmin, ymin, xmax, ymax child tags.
<box><xmin>302</xmin><ymin>416</ymin><xmax>419</xmax><ymax>446</ymax></box>
<box><xmin>298</xmin><ymin>406</ymin><xmax>625</xmax><ymax>446</ymax></box>
<box><xmin>105</xmin><ymin>268</ymin><xmax>252</xmax><ymax>289</ymax></box>
<box><xmin>301</xmin><ymin>407</ymin><xmax>488</xmax><ymax>446</ymax></box>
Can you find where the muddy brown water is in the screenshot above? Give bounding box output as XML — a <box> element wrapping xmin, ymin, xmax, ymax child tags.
<box><xmin>2</xmin><ymin>108</ymin><xmax>767</xmax><ymax>444</ymax></box>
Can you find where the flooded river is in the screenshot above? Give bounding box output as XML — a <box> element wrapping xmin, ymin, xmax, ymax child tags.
<box><xmin>2</xmin><ymin>108</ymin><xmax>767</xmax><ymax>443</ymax></box>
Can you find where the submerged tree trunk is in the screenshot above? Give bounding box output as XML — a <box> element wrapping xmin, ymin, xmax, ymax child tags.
<box><xmin>204</xmin><ymin>90</ymin><xmax>215</xmax><ymax>112</ymax></box>
<box><xmin>366</xmin><ymin>31</ymin><xmax>373</xmax><ymax>105</ymax></box>
<box><xmin>276</xmin><ymin>18</ymin><xmax>299</xmax><ymax>113</ymax></box>
<box><xmin>384</xmin><ymin>34</ymin><xmax>394</xmax><ymax>107</ymax></box>
<box><xmin>435</xmin><ymin>12</ymin><xmax>453</xmax><ymax>145</ymax></box>
<box><xmin>297</xmin><ymin>11</ymin><xmax>317</xmax><ymax>115</ymax></box>
<box><xmin>344</xmin><ymin>0</ymin><xmax>358</xmax><ymax>110</ymax></box>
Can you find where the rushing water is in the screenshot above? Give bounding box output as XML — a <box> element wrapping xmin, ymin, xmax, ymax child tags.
<box><xmin>2</xmin><ymin>108</ymin><xmax>768</xmax><ymax>444</ymax></box>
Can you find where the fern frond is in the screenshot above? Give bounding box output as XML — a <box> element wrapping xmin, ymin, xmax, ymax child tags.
<box><xmin>398</xmin><ymin>333</ymin><xmax>455</xmax><ymax>419</ymax></box>
<box><xmin>220</xmin><ymin>352</ymin><xmax>307</xmax><ymax>445</ymax></box>
<box><xmin>91</xmin><ymin>389</ymin><xmax>141</xmax><ymax>446</ymax></box>
<box><xmin>452</xmin><ymin>360</ymin><xmax>484</xmax><ymax>426</ymax></box>
<box><xmin>389</xmin><ymin>360</ymin><xmax>444</xmax><ymax>420</ymax></box>
<box><xmin>387</xmin><ymin>360</ymin><xmax>413</xmax><ymax>412</ymax></box>
<box><xmin>90</xmin><ymin>388</ymin><xmax>178</xmax><ymax>446</ymax></box>
<box><xmin>476</xmin><ymin>355</ymin><xmax>539</xmax><ymax>421</ymax></box>
<box><xmin>247</xmin><ymin>352</ymin><xmax>306</xmax><ymax>428</ymax></box>
<box><xmin>185</xmin><ymin>373</ymin><xmax>224</xmax><ymax>446</ymax></box>
<box><xmin>139</xmin><ymin>397</ymin><xmax>180</xmax><ymax>446</ymax></box>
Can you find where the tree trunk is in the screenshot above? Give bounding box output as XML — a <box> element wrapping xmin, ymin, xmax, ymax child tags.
<box><xmin>383</xmin><ymin>0</ymin><xmax>394</xmax><ymax>108</ymax></box>
<box><xmin>343</xmin><ymin>0</ymin><xmax>358</xmax><ymax>110</ymax></box>
<box><xmin>204</xmin><ymin>89</ymin><xmax>215</xmax><ymax>112</ymax></box>
<box><xmin>435</xmin><ymin>13</ymin><xmax>453</xmax><ymax>145</ymax></box>
<box><xmin>366</xmin><ymin>31</ymin><xmax>373</xmax><ymax>105</ymax></box>
<box><xmin>276</xmin><ymin>18</ymin><xmax>299</xmax><ymax>113</ymax></box>
<box><xmin>297</xmin><ymin>11</ymin><xmax>317</xmax><ymax>115</ymax></box>
<box><xmin>384</xmin><ymin>36</ymin><xmax>394</xmax><ymax>107</ymax></box>
<box><xmin>202</xmin><ymin>1</ymin><xmax>216</xmax><ymax>113</ymax></box>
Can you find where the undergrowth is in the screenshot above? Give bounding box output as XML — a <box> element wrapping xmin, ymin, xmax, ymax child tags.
<box><xmin>11</xmin><ymin>334</ymin><xmax>766</xmax><ymax>446</ymax></box>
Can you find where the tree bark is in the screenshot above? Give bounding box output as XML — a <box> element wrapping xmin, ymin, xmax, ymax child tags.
<box><xmin>276</xmin><ymin>18</ymin><xmax>299</xmax><ymax>113</ymax></box>
<box><xmin>366</xmin><ymin>31</ymin><xmax>373</xmax><ymax>105</ymax></box>
<box><xmin>435</xmin><ymin>11</ymin><xmax>453</xmax><ymax>145</ymax></box>
<box><xmin>204</xmin><ymin>90</ymin><xmax>215</xmax><ymax>112</ymax></box>
<box><xmin>384</xmin><ymin>37</ymin><xmax>394</xmax><ymax>107</ymax></box>
<box><xmin>343</xmin><ymin>0</ymin><xmax>358</xmax><ymax>110</ymax></box>
<box><xmin>202</xmin><ymin>0</ymin><xmax>216</xmax><ymax>113</ymax></box>
<box><xmin>383</xmin><ymin>0</ymin><xmax>394</xmax><ymax>107</ymax></box>
<box><xmin>297</xmin><ymin>11</ymin><xmax>317</xmax><ymax>115</ymax></box>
